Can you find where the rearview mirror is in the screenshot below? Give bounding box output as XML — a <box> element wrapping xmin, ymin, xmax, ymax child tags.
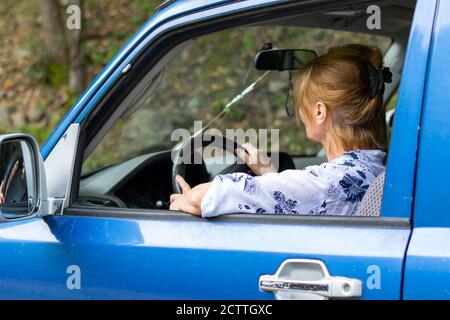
<box><xmin>254</xmin><ymin>49</ymin><xmax>317</xmax><ymax>71</ymax></box>
<box><xmin>0</xmin><ymin>134</ymin><xmax>46</xmax><ymax>221</ymax></box>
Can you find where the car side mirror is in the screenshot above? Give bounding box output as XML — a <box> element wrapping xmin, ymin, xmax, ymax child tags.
<box><xmin>0</xmin><ymin>134</ymin><xmax>47</xmax><ymax>222</ymax></box>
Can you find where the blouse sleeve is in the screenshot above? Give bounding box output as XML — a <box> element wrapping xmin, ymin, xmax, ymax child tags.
<box><xmin>200</xmin><ymin>169</ymin><xmax>329</xmax><ymax>218</ymax></box>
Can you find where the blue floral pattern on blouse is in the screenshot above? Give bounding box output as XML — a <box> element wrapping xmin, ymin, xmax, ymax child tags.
<box><xmin>273</xmin><ymin>191</ymin><xmax>299</xmax><ymax>215</ymax></box>
<box><xmin>201</xmin><ymin>150</ymin><xmax>387</xmax><ymax>218</ymax></box>
<box><xmin>309</xmin><ymin>200</ymin><xmax>328</xmax><ymax>215</ymax></box>
<box><xmin>243</xmin><ymin>176</ymin><xmax>258</xmax><ymax>195</ymax></box>
<box><xmin>339</xmin><ymin>173</ymin><xmax>369</xmax><ymax>203</ymax></box>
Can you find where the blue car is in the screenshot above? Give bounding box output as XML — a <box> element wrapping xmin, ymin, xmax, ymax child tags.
<box><xmin>0</xmin><ymin>0</ymin><xmax>448</xmax><ymax>300</ymax></box>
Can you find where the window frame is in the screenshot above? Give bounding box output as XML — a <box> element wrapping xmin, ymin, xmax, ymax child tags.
<box><xmin>66</xmin><ymin>0</ymin><xmax>416</xmax><ymax>227</ymax></box>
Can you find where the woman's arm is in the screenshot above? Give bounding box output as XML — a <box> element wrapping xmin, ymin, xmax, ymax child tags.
<box><xmin>169</xmin><ymin>143</ymin><xmax>275</xmax><ymax>216</ymax></box>
<box><xmin>170</xmin><ymin>167</ymin><xmax>327</xmax><ymax>217</ymax></box>
<box><xmin>169</xmin><ymin>145</ymin><xmax>325</xmax><ymax>217</ymax></box>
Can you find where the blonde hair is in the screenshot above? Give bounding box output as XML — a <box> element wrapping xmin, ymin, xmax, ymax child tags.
<box><xmin>293</xmin><ymin>44</ymin><xmax>387</xmax><ymax>151</ymax></box>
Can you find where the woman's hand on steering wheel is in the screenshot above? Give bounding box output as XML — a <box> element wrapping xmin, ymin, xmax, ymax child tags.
<box><xmin>235</xmin><ymin>143</ymin><xmax>277</xmax><ymax>176</ymax></box>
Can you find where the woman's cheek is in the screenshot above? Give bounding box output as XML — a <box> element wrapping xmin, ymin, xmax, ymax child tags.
<box><xmin>305</xmin><ymin>126</ymin><xmax>312</xmax><ymax>140</ymax></box>
<box><xmin>304</xmin><ymin>123</ymin><xmax>315</xmax><ymax>141</ymax></box>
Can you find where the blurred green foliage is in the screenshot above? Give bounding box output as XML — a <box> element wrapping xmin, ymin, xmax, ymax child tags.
<box><xmin>0</xmin><ymin>1</ymin><xmax>394</xmax><ymax>174</ymax></box>
<box><xmin>0</xmin><ymin>0</ymin><xmax>160</xmax><ymax>144</ymax></box>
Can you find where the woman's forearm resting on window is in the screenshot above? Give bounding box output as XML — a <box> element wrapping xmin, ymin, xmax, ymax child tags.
<box><xmin>169</xmin><ymin>176</ymin><xmax>211</xmax><ymax>216</ymax></box>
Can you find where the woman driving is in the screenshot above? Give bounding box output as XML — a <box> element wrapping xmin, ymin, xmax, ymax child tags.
<box><xmin>169</xmin><ymin>44</ymin><xmax>391</xmax><ymax>217</ymax></box>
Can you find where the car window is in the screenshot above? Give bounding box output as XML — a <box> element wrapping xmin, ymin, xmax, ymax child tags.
<box><xmin>82</xmin><ymin>26</ymin><xmax>391</xmax><ymax>175</ymax></box>
<box><xmin>387</xmin><ymin>89</ymin><xmax>399</xmax><ymax>111</ymax></box>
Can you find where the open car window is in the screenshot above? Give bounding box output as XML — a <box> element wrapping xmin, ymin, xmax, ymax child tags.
<box><xmin>82</xmin><ymin>26</ymin><xmax>391</xmax><ymax>175</ymax></box>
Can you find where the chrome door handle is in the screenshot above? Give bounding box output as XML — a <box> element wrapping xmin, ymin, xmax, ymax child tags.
<box><xmin>259</xmin><ymin>259</ymin><xmax>362</xmax><ymax>300</ymax></box>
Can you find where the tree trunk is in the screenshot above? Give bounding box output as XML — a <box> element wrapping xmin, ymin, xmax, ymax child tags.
<box><xmin>40</xmin><ymin>0</ymin><xmax>66</xmax><ymax>64</ymax></box>
<box><xmin>67</xmin><ymin>0</ymin><xmax>86</xmax><ymax>94</ymax></box>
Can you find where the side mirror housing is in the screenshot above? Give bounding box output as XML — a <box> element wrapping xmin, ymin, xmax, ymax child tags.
<box><xmin>0</xmin><ymin>134</ymin><xmax>47</xmax><ymax>222</ymax></box>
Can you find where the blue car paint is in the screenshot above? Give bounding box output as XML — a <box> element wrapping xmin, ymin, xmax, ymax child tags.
<box><xmin>1</xmin><ymin>0</ymin><xmax>448</xmax><ymax>299</ymax></box>
<box><xmin>380</xmin><ymin>0</ymin><xmax>437</xmax><ymax>219</ymax></box>
<box><xmin>403</xmin><ymin>0</ymin><xmax>450</xmax><ymax>299</ymax></box>
<box><xmin>0</xmin><ymin>215</ymin><xmax>409</xmax><ymax>299</ymax></box>
<box><xmin>403</xmin><ymin>228</ymin><xmax>450</xmax><ymax>300</ymax></box>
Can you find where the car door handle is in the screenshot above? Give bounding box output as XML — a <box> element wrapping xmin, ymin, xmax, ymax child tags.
<box><xmin>259</xmin><ymin>259</ymin><xmax>362</xmax><ymax>300</ymax></box>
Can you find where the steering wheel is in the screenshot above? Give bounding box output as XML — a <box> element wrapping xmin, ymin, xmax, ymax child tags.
<box><xmin>171</xmin><ymin>134</ymin><xmax>254</xmax><ymax>194</ymax></box>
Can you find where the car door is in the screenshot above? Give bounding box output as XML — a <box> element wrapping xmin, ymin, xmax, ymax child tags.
<box><xmin>0</xmin><ymin>0</ymin><xmax>435</xmax><ymax>299</ymax></box>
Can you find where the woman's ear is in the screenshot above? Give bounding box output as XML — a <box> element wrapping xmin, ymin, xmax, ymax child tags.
<box><xmin>315</xmin><ymin>102</ymin><xmax>328</xmax><ymax>125</ymax></box>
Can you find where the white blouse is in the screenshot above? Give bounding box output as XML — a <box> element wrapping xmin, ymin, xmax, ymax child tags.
<box><xmin>201</xmin><ymin>150</ymin><xmax>387</xmax><ymax>217</ymax></box>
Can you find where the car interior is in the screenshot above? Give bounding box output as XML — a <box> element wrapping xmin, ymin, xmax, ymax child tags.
<box><xmin>76</xmin><ymin>0</ymin><xmax>417</xmax><ymax>216</ymax></box>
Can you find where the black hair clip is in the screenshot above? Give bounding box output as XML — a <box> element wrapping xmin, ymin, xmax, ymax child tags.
<box><xmin>363</xmin><ymin>61</ymin><xmax>393</xmax><ymax>99</ymax></box>
<box><xmin>381</xmin><ymin>67</ymin><xmax>393</xmax><ymax>84</ymax></box>
<box><xmin>363</xmin><ymin>60</ymin><xmax>381</xmax><ymax>99</ymax></box>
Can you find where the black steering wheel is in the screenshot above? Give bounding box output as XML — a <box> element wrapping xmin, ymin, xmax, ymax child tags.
<box><xmin>171</xmin><ymin>134</ymin><xmax>254</xmax><ymax>194</ymax></box>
